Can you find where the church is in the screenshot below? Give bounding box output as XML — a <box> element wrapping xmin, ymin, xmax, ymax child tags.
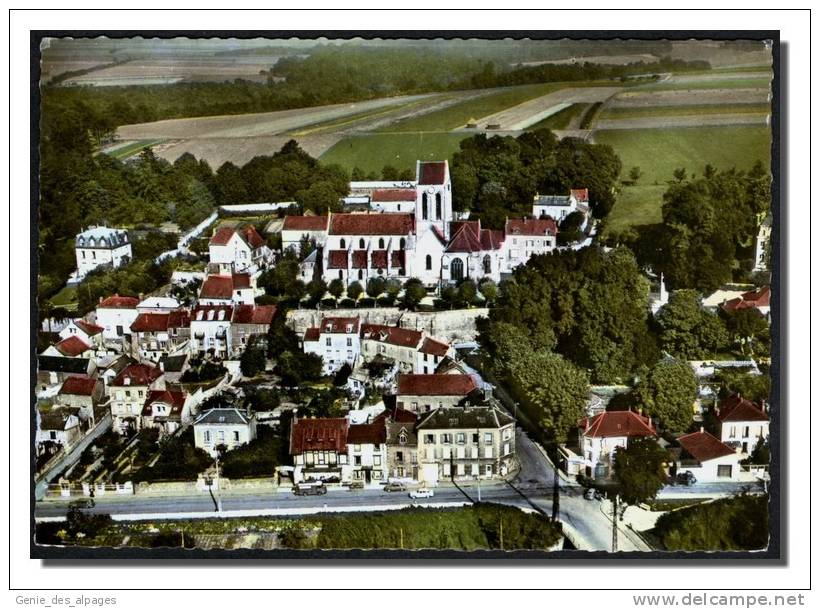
<box><xmin>289</xmin><ymin>160</ymin><xmax>563</xmax><ymax>287</ymax></box>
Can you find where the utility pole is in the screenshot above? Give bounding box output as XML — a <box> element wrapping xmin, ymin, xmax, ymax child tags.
<box><xmin>214</xmin><ymin>453</ymin><xmax>223</xmax><ymax>513</ymax></box>
<box><xmin>476</xmin><ymin>427</ymin><xmax>482</xmax><ymax>503</ymax></box>
<box><xmin>611</xmin><ymin>494</ymin><xmax>619</xmax><ymax>553</ymax></box>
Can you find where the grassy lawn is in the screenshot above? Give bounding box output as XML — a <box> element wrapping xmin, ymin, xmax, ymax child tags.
<box><xmin>526</xmin><ymin>102</ymin><xmax>591</xmax><ymax>130</ymax></box>
<box><xmin>600</xmin><ymin>103</ymin><xmax>771</xmax><ymax>120</ymax></box>
<box><xmin>597</xmin><ymin>125</ymin><xmax>771</xmax><ymax>237</ymax></box>
<box><xmin>378</xmin><ymin>83</ymin><xmax>569</xmax><ymax>132</ymax></box>
<box><xmin>320</xmin><ymin>132</ymin><xmax>470</xmax><ymax>174</ymax></box>
<box><xmin>49</xmin><ymin>284</ymin><xmax>78</xmax><ymax>310</ymax></box>
<box><xmin>105</xmin><ymin>139</ymin><xmax>166</xmax><ymax>161</ymax></box>
<box><xmin>640</xmin><ymin>77</ymin><xmax>772</xmax><ymax>91</ymax></box>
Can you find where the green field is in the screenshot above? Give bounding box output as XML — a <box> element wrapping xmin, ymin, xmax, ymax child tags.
<box><xmin>104</xmin><ymin>139</ymin><xmax>166</xmax><ymax>160</ymax></box>
<box><xmin>378</xmin><ymin>83</ymin><xmax>569</xmax><ymax>133</ymax></box>
<box><xmin>640</xmin><ymin>77</ymin><xmax>771</xmax><ymax>92</ymax></box>
<box><xmin>49</xmin><ymin>284</ymin><xmax>78</xmax><ymax>310</ymax></box>
<box><xmin>600</xmin><ymin>103</ymin><xmax>771</xmax><ymax>120</ymax></box>
<box><xmin>526</xmin><ymin>103</ymin><xmax>591</xmax><ymax>130</ymax></box>
<box><xmin>320</xmin><ymin>132</ymin><xmax>470</xmax><ymax>174</ymax></box>
<box><xmin>598</xmin><ymin>125</ymin><xmax>771</xmax><ymax>236</ymax></box>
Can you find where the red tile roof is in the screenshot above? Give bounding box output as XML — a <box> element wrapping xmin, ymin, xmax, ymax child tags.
<box><xmin>678</xmin><ymin>431</ymin><xmax>736</xmax><ymax>463</ymax></box>
<box><xmin>372</xmin><ymin>188</ymin><xmax>417</xmax><ymax>202</ymax></box>
<box><xmin>391</xmin><ymin>250</ymin><xmax>406</xmax><ymax>268</ymax></box>
<box><xmin>112</xmin><ymin>363</ymin><xmax>162</xmax><ymax>387</ymax></box>
<box><xmin>361</xmin><ymin>324</ymin><xmax>422</xmax><ymax>348</ymax></box>
<box><xmin>191</xmin><ymin>305</ymin><xmax>233</xmax><ymax>322</ymax></box>
<box><xmin>142</xmin><ymin>389</ymin><xmax>186</xmax><ymax>417</ymax></box>
<box><xmin>717</xmin><ymin>394</ymin><xmax>769</xmax><ymax>423</ymax></box>
<box><xmin>320</xmin><ymin>317</ymin><xmax>360</xmax><ymax>334</ymax></box>
<box><xmin>397</xmin><ymin>374</ymin><xmax>477</xmax><ymax>396</ymax></box>
<box><xmin>330</xmin><ymin>213</ymin><xmax>415</xmax><ymax>236</ymax></box>
<box><xmin>54</xmin><ymin>336</ymin><xmax>91</xmax><ymax>357</ymax></box>
<box><xmin>420</xmin><ymin>337</ymin><xmax>450</xmax><ymax>357</ymax></box>
<box><xmin>721</xmin><ymin>286</ymin><xmax>771</xmax><ymax>312</ymax></box>
<box><xmin>580</xmin><ymin>410</ymin><xmax>656</xmax><ymax>439</ymax></box>
<box><xmin>391</xmin><ymin>407</ymin><xmax>419</xmax><ymax>423</ymax></box>
<box><xmin>131</xmin><ymin>310</ymin><xmax>190</xmax><ymax>332</ymax></box>
<box><xmin>209</xmin><ymin>225</ymin><xmax>266</xmax><ymax>249</ymax></box>
<box><xmin>75</xmin><ymin>319</ymin><xmax>104</xmax><ymax>336</ymax></box>
<box><xmin>446</xmin><ymin>221</ymin><xmax>504</xmax><ymax>253</ymax></box>
<box><xmin>290</xmin><ymin>417</ymin><xmax>348</xmax><ymax>454</ymax></box>
<box><xmin>232</xmin><ymin>304</ymin><xmax>277</xmax><ymax>325</ymax></box>
<box><xmin>347</xmin><ymin>421</ymin><xmax>387</xmax><ymax>445</ymax></box>
<box><xmin>418</xmin><ymin>161</ymin><xmax>447</xmax><ymax>185</ymax></box>
<box><xmin>571</xmin><ymin>188</ymin><xmax>589</xmax><ymax>202</ymax></box>
<box><xmin>98</xmin><ymin>294</ymin><xmax>139</xmax><ymax>309</ymax></box>
<box><xmin>304</xmin><ymin>327</ymin><xmax>321</xmax><ymax>342</ymax></box>
<box><xmin>232</xmin><ymin>273</ymin><xmax>252</xmax><ymax>289</ymax></box>
<box><xmin>327</xmin><ymin>250</ymin><xmax>348</xmax><ymax>269</ymax></box>
<box><xmin>351</xmin><ymin>250</ymin><xmax>368</xmax><ymax>269</ymax></box>
<box><xmin>283</xmin><ymin>215</ymin><xmax>329</xmax><ymax>231</ymax></box>
<box><xmin>505</xmin><ymin>217</ymin><xmax>558</xmax><ymax>237</ymax></box>
<box><xmin>59</xmin><ymin>376</ymin><xmax>98</xmax><ymax>396</ymax></box>
<box><xmin>371</xmin><ymin>250</ymin><xmax>388</xmax><ymax>269</ymax></box>
<box><xmin>199</xmin><ymin>275</ymin><xmax>234</xmax><ymax>300</ymax></box>
<box><xmin>209</xmin><ymin>226</ymin><xmax>235</xmax><ymax>246</ymax></box>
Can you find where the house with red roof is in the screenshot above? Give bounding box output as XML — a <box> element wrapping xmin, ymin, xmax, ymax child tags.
<box><xmin>230</xmin><ymin>304</ymin><xmax>277</xmax><ymax>358</ymax></box>
<box><xmin>281</xmin><ymin>214</ymin><xmax>329</xmax><ymax>251</ymax></box>
<box><xmin>208</xmin><ymin>223</ymin><xmax>270</xmax><ymax>274</ymax></box>
<box><xmin>129</xmin><ymin>309</ymin><xmax>191</xmax><ymax>363</ymax></box>
<box><xmin>575</xmin><ymin>410</ymin><xmax>658</xmax><ymax>479</ymax></box>
<box><xmin>198</xmin><ymin>273</ymin><xmax>255</xmax><ymax>306</ymax></box>
<box><xmin>289</xmin><ymin>416</ymin><xmax>350</xmax><ymax>483</ymax></box>
<box><xmin>95</xmin><ymin>294</ymin><xmax>140</xmax><ymax>340</ymax></box>
<box><xmin>396</xmin><ymin>373</ymin><xmax>479</xmax><ymax>414</ymax></box>
<box><xmin>109</xmin><ymin>363</ymin><xmax>164</xmax><ymax>434</ymax></box>
<box><xmin>675</xmin><ymin>429</ymin><xmax>742</xmax><ymax>482</ymax></box>
<box><xmin>302</xmin><ymin>316</ymin><xmax>361</xmax><ymax>376</ymax></box>
<box><xmin>58</xmin><ymin>318</ymin><xmax>105</xmax><ymax>350</ymax></box>
<box><xmin>55</xmin><ymin>376</ymin><xmax>104</xmax><ymax>425</ymax></box>
<box><xmin>141</xmin><ymin>389</ymin><xmax>189</xmax><ymax>436</ymax></box>
<box><xmin>719</xmin><ymin>285</ymin><xmax>771</xmax><ymax>318</ymax></box>
<box><xmin>41</xmin><ymin>335</ymin><xmax>95</xmax><ymax>359</ymax></box>
<box><xmin>190</xmin><ymin>305</ymin><xmax>234</xmax><ymax>360</ymax></box>
<box><xmin>715</xmin><ymin>394</ymin><xmax>769</xmax><ymax>456</ymax></box>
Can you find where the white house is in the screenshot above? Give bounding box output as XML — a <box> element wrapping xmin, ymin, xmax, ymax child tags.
<box><xmin>753</xmin><ymin>213</ymin><xmax>772</xmax><ymax>272</ymax></box>
<box><xmin>189</xmin><ymin>305</ymin><xmax>234</xmax><ymax>359</ymax></box>
<box><xmin>140</xmin><ymin>388</ymin><xmax>188</xmax><ymax>436</ymax></box>
<box><xmin>346</xmin><ymin>420</ymin><xmax>388</xmax><ymax>485</ymax></box>
<box><xmin>74</xmin><ymin>226</ymin><xmax>131</xmax><ymax>278</ymax></box>
<box><xmin>109</xmin><ymin>363</ymin><xmax>164</xmax><ymax>434</ymax></box>
<box><xmin>36</xmin><ymin>409</ymin><xmax>82</xmax><ymax>451</ymax></box>
<box><xmin>576</xmin><ymin>410</ymin><xmax>657</xmax><ymax>479</ymax></box>
<box><xmin>95</xmin><ymin>295</ymin><xmax>140</xmax><ymax>340</ymax></box>
<box><xmin>198</xmin><ymin>273</ymin><xmax>255</xmax><ymax>306</ymax></box>
<box><xmin>370</xmin><ymin>188</ymin><xmax>418</xmax><ymax>213</ymax></box>
<box><xmin>194</xmin><ymin>408</ymin><xmax>258</xmax><ymax>458</ymax></box>
<box><xmin>129</xmin><ymin>310</ymin><xmax>191</xmax><ymax>363</ymax></box>
<box><xmin>136</xmin><ymin>296</ymin><xmax>181</xmax><ymax>313</ymax></box>
<box><xmin>716</xmin><ymin>394</ymin><xmax>769</xmax><ymax>456</ymax></box>
<box><xmin>302</xmin><ymin>316</ymin><xmax>361</xmax><ymax>376</ymax></box>
<box><xmin>289</xmin><ymin>416</ymin><xmax>351</xmax><ymax>484</ymax></box>
<box><xmin>281</xmin><ymin>215</ymin><xmax>329</xmax><ymax>251</ymax></box>
<box><xmin>395</xmin><ymin>373</ymin><xmax>478</xmax><ymax>414</ymax></box>
<box><xmin>532</xmin><ymin>188</ymin><xmax>590</xmax><ymax>223</ymax></box>
<box><xmin>58</xmin><ymin>319</ymin><xmax>105</xmax><ymax>350</ymax></box>
<box><xmin>676</xmin><ymin>429</ymin><xmax>743</xmax><ymax>482</ymax></box>
<box><xmin>208</xmin><ymin>224</ymin><xmax>269</xmax><ymax>273</ymax></box>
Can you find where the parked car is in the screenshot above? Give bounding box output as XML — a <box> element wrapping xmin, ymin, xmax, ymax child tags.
<box><xmin>383</xmin><ymin>482</ymin><xmax>407</xmax><ymax>493</ymax></box>
<box><xmin>69</xmin><ymin>498</ymin><xmax>95</xmax><ymax>509</ymax></box>
<box><xmin>292</xmin><ymin>483</ymin><xmax>327</xmax><ymax>496</ymax></box>
<box><xmin>347</xmin><ymin>480</ymin><xmax>364</xmax><ymax>491</ymax></box>
<box><xmin>583</xmin><ymin>488</ymin><xmax>602</xmax><ymax>501</ymax></box>
<box><xmin>675</xmin><ymin>471</ymin><xmax>697</xmax><ymax>486</ymax></box>
<box><xmin>409</xmin><ymin>488</ymin><xmax>434</xmax><ymax>499</ymax></box>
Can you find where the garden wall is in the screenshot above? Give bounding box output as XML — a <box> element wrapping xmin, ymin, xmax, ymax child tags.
<box><xmin>286</xmin><ymin>307</ymin><xmax>489</xmax><ymax>343</ymax></box>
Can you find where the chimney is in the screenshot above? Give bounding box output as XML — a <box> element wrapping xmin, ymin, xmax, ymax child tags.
<box><xmin>99</xmin><ymin>296</ymin><xmax>103</xmax><ymax>304</ymax></box>
<box><xmin>700</xmin><ymin>426</ymin><xmax>704</xmax><ymax>433</ymax></box>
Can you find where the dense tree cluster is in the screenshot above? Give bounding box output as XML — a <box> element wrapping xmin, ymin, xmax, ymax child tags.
<box><xmin>450</xmin><ymin>130</ymin><xmax>622</xmax><ymax>223</ymax></box>
<box><xmin>634</xmin><ymin>358</ymin><xmax>698</xmax><ymax>433</ymax></box>
<box><xmin>623</xmin><ymin>164</ymin><xmax>771</xmax><ymax>292</ymax></box>
<box><xmin>613</xmin><ymin>436</ymin><xmax>669</xmax><ymax>505</ymax></box>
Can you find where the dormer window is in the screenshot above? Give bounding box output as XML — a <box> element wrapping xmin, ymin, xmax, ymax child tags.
<box><xmin>217</xmin><ymin>310</ymin><xmax>225</xmax><ymax>321</ymax></box>
<box><xmin>346</xmin><ymin>324</ymin><xmax>353</xmax><ymax>333</ymax></box>
<box><xmin>325</xmin><ymin>324</ymin><xmax>333</xmax><ymax>332</ymax></box>
<box><xmin>207</xmin><ymin>310</ymin><xmax>215</xmax><ymax>321</ymax></box>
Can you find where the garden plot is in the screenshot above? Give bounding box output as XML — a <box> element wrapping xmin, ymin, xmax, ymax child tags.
<box><xmin>462</xmin><ymin>86</ymin><xmax>623</xmax><ymax>131</ymax></box>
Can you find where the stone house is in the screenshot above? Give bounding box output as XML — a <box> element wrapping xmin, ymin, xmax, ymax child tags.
<box><xmin>193</xmin><ymin>408</ymin><xmax>258</xmax><ymax>458</ymax></box>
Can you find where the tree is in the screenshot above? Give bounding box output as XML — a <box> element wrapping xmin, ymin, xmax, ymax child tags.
<box><xmin>346</xmin><ymin>281</ymin><xmax>364</xmax><ymax>301</ymax></box>
<box><xmin>612</xmin><ymin>436</ymin><xmax>668</xmax><ymax>505</ymax></box>
<box><xmin>629</xmin><ymin>166</ymin><xmax>642</xmax><ymax>183</ymax></box>
<box><xmin>457</xmin><ymin>279</ymin><xmax>478</xmax><ymax>307</ymax></box>
<box><xmin>557</xmin><ymin>210</ymin><xmax>585</xmax><ymax>246</ymax></box>
<box><xmin>258</xmin><ymin>255</ymin><xmax>306</xmax><ymax>304</ymax></box>
<box><xmin>240</xmin><ymin>337</ymin><xmax>267</xmax><ymax>377</ymax></box>
<box><xmin>478</xmin><ymin>279</ymin><xmax>498</xmax><ymax>305</ymax></box>
<box><xmin>401</xmin><ymin>278</ymin><xmax>427</xmax><ymax>310</ymax></box>
<box><xmin>656</xmin><ymin>290</ymin><xmax>729</xmax><ymax>359</ymax></box>
<box><xmin>328</xmin><ymin>278</ymin><xmax>345</xmax><ymax>299</ymax></box>
<box><xmin>672</xmin><ymin>168</ymin><xmax>687</xmax><ymax>183</ymax></box>
<box><xmin>635</xmin><ymin>358</ymin><xmax>697</xmax><ymax>433</ymax></box>
<box><xmin>366</xmin><ymin>277</ymin><xmax>386</xmax><ymax>298</ymax></box>
<box><xmin>720</xmin><ymin>307</ymin><xmax>770</xmax><ymax>358</ymax></box>
<box><xmin>507</xmin><ymin>350</ymin><xmax>589</xmax><ymax>441</ymax></box>
<box><xmin>381</xmin><ymin>165</ymin><xmax>399</xmax><ymax>180</ymax></box>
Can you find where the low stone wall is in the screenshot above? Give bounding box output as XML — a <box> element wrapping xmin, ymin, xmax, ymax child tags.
<box><xmin>134</xmin><ymin>476</ymin><xmax>278</xmax><ymax>497</ymax></box>
<box><xmin>287</xmin><ymin>307</ymin><xmax>489</xmax><ymax>343</ymax></box>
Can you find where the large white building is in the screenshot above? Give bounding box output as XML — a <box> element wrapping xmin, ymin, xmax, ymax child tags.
<box><xmin>299</xmin><ymin>160</ymin><xmax>560</xmax><ymax>287</ymax></box>
<box><xmin>208</xmin><ymin>224</ymin><xmax>270</xmax><ymax>274</ymax></box>
<box><xmin>303</xmin><ymin>316</ymin><xmax>361</xmax><ymax>376</ymax></box>
<box><xmin>74</xmin><ymin>226</ymin><xmax>132</xmax><ymax>279</ymax></box>
<box><xmin>95</xmin><ymin>295</ymin><xmax>140</xmax><ymax>340</ymax></box>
